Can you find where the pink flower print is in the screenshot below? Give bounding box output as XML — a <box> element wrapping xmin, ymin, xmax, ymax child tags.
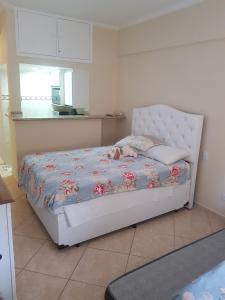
<box><xmin>74</xmin><ymin>165</ymin><xmax>84</xmax><ymax>170</ymax></box>
<box><xmin>122</xmin><ymin>172</ymin><xmax>137</xmax><ymax>190</ymax></box>
<box><xmin>92</xmin><ymin>170</ymin><xmax>102</xmax><ymax>176</ymax></box>
<box><xmin>59</xmin><ymin>152</ymin><xmax>70</xmax><ymax>156</ymax></box>
<box><xmin>73</xmin><ymin>157</ymin><xmax>80</xmax><ymax>161</ymax></box>
<box><xmin>61</xmin><ymin>179</ymin><xmax>79</xmax><ymax>196</ymax></box>
<box><xmin>99</xmin><ymin>159</ymin><xmax>109</xmax><ymax>164</ymax></box>
<box><xmin>27</xmin><ymin>163</ymin><xmax>35</xmax><ymax>174</ymax></box>
<box><xmin>123</xmin><ymin>172</ymin><xmax>136</xmax><ymax>181</ymax></box>
<box><xmin>118</xmin><ymin>164</ymin><xmax>128</xmax><ymax>169</ymax></box>
<box><xmin>19</xmin><ymin>162</ymin><xmax>25</xmax><ymax>175</ymax></box>
<box><xmin>35</xmin><ymin>181</ymin><xmax>45</xmax><ymax>197</ymax></box>
<box><xmin>125</xmin><ymin>159</ymin><xmax>135</xmax><ymax>163</ymax></box>
<box><xmin>45</xmin><ymin>164</ymin><xmax>56</xmax><ymax>171</ymax></box>
<box><xmin>60</xmin><ymin>171</ymin><xmax>72</xmax><ymax>176</ymax></box>
<box><xmin>107</xmin><ymin>180</ymin><xmax>112</xmax><ymax>186</ymax></box>
<box><xmin>170</xmin><ymin>165</ymin><xmax>180</xmax><ymax>177</ymax></box>
<box><xmin>147</xmin><ymin>181</ymin><xmax>155</xmax><ymax>189</ymax></box>
<box><xmin>94</xmin><ymin>183</ymin><xmax>105</xmax><ymax>195</ymax></box>
<box><xmin>144</xmin><ymin>163</ymin><xmax>154</xmax><ymax>169</ymax></box>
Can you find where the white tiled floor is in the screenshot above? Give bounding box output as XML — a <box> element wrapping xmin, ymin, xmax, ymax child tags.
<box><xmin>4</xmin><ymin>175</ymin><xmax>225</xmax><ymax>300</ymax></box>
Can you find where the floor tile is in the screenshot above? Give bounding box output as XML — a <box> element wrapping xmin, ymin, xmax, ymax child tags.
<box><xmin>15</xmin><ymin>267</ymin><xmax>23</xmax><ymax>277</ymax></box>
<box><xmin>71</xmin><ymin>248</ymin><xmax>127</xmax><ymax>286</ymax></box>
<box><xmin>60</xmin><ymin>280</ymin><xmax>105</xmax><ymax>300</ymax></box>
<box><xmin>137</xmin><ymin>213</ymin><xmax>174</xmax><ymax>236</ymax></box>
<box><xmin>189</xmin><ymin>205</ymin><xmax>209</xmax><ymax>220</ymax></box>
<box><xmin>14</xmin><ymin>214</ymin><xmax>50</xmax><ymax>240</ymax></box>
<box><xmin>174</xmin><ymin>209</ymin><xmax>212</xmax><ymax>240</ymax></box>
<box><xmin>207</xmin><ymin>211</ymin><xmax>225</xmax><ymax>232</ymax></box>
<box><xmin>131</xmin><ymin>231</ymin><xmax>174</xmax><ymax>259</ymax></box>
<box><xmin>126</xmin><ymin>255</ymin><xmax>150</xmax><ymax>272</ymax></box>
<box><xmin>16</xmin><ymin>270</ymin><xmax>67</xmax><ymax>300</ymax></box>
<box><xmin>14</xmin><ymin>235</ymin><xmax>46</xmax><ymax>268</ymax></box>
<box><xmin>191</xmin><ymin>220</ymin><xmax>212</xmax><ymax>240</ymax></box>
<box><xmin>175</xmin><ymin>206</ymin><xmax>209</xmax><ymax>224</ymax></box>
<box><xmin>174</xmin><ymin>236</ymin><xmax>195</xmax><ymax>250</ymax></box>
<box><xmin>7</xmin><ymin>183</ymin><xmax>25</xmax><ymax>200</ymax></box>
<box><xmin>26</xmin><ymin>241</ymin><xmax>86</xmax><ymax>278</ymax></box>
<box><xmin>2</xmin><ymin>175</ymin><xmax>17</xmax><ymax>186</ymax></box>
<box><xmin>88</xmin><ymin>227</ymin><xmax>135</xmax><ymax>254</ymax></box>
<box><xmin>11</xmin><ymin>196</ymin><xmax>34</xmax><ymax>229</ymax></box>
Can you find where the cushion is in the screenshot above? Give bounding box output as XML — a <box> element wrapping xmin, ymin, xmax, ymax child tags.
<box><xmin>115</xmin><ymin>135</ymin><xmax>161</xmax><ymax>152</ymax></box>
<box><xmin>140</xmin><ymin>145</ymin><xmax>190</xmax><ymax>165</ymax></box>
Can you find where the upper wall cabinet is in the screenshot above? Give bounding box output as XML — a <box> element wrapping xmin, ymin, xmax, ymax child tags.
<box><xmin>16</xmin><ymin>10</ymin><xmax>57</xmax><ymax>57</ymax></box>
<box><xmin>58</xmin><ymin>19</ymin><xmax>91</xmax><ymax>61</ymax></box>
<box><xmin>16</xmin><ymin>9</ymin><xmax>92</xmax><ymax>63</ymax></box>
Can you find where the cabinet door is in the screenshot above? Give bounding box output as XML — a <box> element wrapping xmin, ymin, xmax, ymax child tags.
<box><xmin>58</xmin><ymin>19</ymin><xmax>91</xmax><ymax>62</ymax></box>
<box><xmin>17</xmin><ymin>9</ymin><xmax>57</xmax><ymax>57</ymax></box>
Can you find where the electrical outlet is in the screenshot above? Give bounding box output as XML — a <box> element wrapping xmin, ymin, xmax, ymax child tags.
<box><xmin>202</xmin><ymin>151</ymin><xmax>209</xmax><ymax>161</ymax></box>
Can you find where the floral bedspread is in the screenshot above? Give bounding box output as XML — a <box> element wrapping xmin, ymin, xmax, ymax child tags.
<box><xmin>19</xmin><ymin>146</ymin><xmax>189</xmax><ymax>214</ymax></box>
<box><xmin>173</xmin><ymin>260</ymin><xmax>225</xmax><ymax>300</ymax></box>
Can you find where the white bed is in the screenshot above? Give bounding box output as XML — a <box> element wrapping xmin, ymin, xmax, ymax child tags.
<box><xmin>25</xmin><ymin>105</ymin><xmax>204</xmax><ymax>247</ymax></box>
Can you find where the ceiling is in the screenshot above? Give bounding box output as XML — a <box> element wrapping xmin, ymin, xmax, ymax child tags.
<box><xmin>2</xmin><ymin>0</ymin><xmax>204</xmax><ymax>28</ymax></box>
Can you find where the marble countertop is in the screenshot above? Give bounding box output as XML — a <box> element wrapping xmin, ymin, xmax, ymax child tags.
<box><xmin>0</xmin><ymin>177</ymin><xmax>14</xmax><ymax>205</ymax></box>
<box><xmin>9</xmin><ymin>113</ymin><xmax>125</xmax><ymax>121</ymax></box>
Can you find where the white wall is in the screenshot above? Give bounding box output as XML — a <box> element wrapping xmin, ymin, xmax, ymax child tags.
<box><xmin>118</xmin><ymin>0</ymin><xmax>225</xmax><ymax>216</ymax></box>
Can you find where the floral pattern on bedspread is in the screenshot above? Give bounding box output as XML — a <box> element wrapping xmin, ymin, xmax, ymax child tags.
<box><xmin>173</xmin><ymin>260</ymin><xmax>225</xmax><ymax>300</ymax></box>
<box><xmin>19</xmin><ymin>146</ymin><xmax>189</xmax><ymax>214</ymax></box>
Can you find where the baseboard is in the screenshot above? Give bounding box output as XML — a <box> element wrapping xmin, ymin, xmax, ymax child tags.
<box><xmin>196</xmin><ymin>201</ymin><xmax>225</xmax><ymax>219</ymax></box>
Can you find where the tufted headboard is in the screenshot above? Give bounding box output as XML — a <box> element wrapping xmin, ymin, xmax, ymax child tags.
<box><xmin>132</xmin><ymin>105</ymin><xmax>204</xmax><ymax>207</ymax></box>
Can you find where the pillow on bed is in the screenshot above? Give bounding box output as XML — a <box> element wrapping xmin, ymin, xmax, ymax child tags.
<box><xmin>115</xmin><ymin>135</ymin><xmax>162</xmax><ymax>152</ymax></box>
<box><xmin>140</xmin><ymin>145</ymin><xmax>190</xmax><ymax>165</ymax></box>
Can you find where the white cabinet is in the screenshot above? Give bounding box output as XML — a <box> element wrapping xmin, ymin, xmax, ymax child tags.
<box><xmin>16</xmin><ymin>10</ymin><xmax>57</xmax><ymax>57</ymax></box>
<box><xmin>16</xmin><ymin>9</ymin><xmax>92</xmax><ymax>63</ymax></box>
<box><xmin>0</xmin><ymin>204</ymin><xmax>16</xmax><ymax>300</ymax></box>
<box><xmin>58</xmin><ymin>19</ymin><xmax>91</xmax><ymax>61</ymax></box>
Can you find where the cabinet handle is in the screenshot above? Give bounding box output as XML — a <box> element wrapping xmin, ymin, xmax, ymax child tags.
<box><xmin>0</xmin><ymin>254</ymin><xmax>2</xmax><ymax>260</ymax></box>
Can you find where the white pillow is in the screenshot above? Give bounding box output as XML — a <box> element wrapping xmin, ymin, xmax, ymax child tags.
<box><xmin>115</xmin><ymin>135</ymin><xmax>161</xmax><ymax>152</ymax></box>
<box><xmin>141</xmin><ymin>145</ymin><xmax>190</xmax><ymax>165</ymax></box>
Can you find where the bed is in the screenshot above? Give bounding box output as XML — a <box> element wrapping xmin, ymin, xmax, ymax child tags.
<box><xmin>19</xmin><ymin>105</ymin><xmax>204</xmax><ymax>247</ymax></box>
<box><xmin>105</xmin><ymin>229</ymin><xmax>225</xmax><ymax>300</ymax></box>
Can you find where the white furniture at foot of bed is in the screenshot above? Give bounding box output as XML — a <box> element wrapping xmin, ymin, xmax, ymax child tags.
<box><xmin>27</xmin><ymin>104</ymin><xmax>204</xmax><ymax>247</ymax></box>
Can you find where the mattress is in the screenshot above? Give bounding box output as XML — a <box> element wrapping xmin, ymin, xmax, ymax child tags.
<box><xmin>105</xmin><ymin>229</ymin><xmax>225</xmax><ymax>300</ymax></box>
<box><xmin>19</xmin><ymin>146</ymin><xmax>189</xmax><ymax>214</ymax></box>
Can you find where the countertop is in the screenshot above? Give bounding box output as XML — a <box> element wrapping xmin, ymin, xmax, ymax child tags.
<box><xmin>9</xmin><ymin>113</ymin><xmax>125</xmax><ymax>121</ymax></box>
<box><xmin>0</xmin><ymin>177</ymin><xmax>14</xmax><ymax>205</ymax></box>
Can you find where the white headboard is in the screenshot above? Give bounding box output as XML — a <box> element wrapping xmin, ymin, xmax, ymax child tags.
<box><xmin>132</xmin><ymin>104</ymin><xmax>204</xmax><ymax>207</ymax></box>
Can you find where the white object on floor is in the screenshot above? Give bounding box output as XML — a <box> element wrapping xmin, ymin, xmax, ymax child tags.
<box><xmin>0</xmin><ymin>204</ymin><xmax>16</xmax><ymax>300</ymax></box>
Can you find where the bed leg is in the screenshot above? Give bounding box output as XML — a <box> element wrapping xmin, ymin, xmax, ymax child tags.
<box><xmin>131</xmin><ymin>224</ymin><xmax>137</xmax><ymax>229</ymax></box>
<box><xmin>56</xmin><ymin>244</ymin><xmax>69</xmax><ymax>250</ymax></box>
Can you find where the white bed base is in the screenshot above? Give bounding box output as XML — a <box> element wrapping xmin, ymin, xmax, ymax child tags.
<box><xmin>25</xmin><ymin>105</ymin><xmax>204</xmax><ymax>247</ymax></box>
<box><xmin>28</xmin><ymin>181</ymin><xmax>190</xmax><ymax>246</ymax></box>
